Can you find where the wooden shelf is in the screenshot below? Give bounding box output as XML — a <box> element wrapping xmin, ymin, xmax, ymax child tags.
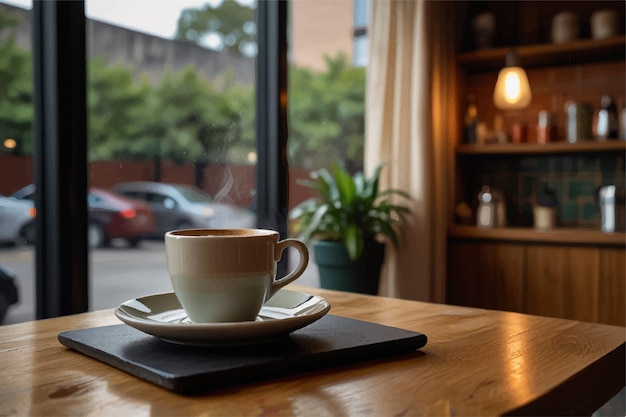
<box><xmin>448</xmin><ymin>225</ymin><xmax>625</xmax><ymax>246</ymax></box>
<box><xmin>457</xmin><ymin>36</ymin><xmax>626</xmax><ymax>72</ymax></box>
<box><xmin>456</xmin><ymin>140</ymin><xmax>626</xmax><ymax>155</ymax></box>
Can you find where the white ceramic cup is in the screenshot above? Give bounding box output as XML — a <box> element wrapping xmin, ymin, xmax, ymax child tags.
<box><xmin>164</xmin><ymin>228</ymin><xmax>309</xmax><ymax>323</ymax></box>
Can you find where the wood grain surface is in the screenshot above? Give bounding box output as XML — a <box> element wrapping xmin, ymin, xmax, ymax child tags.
<box><xmin>599</xmin><ymin>248</ymin><xmax>626</xmax><ymax>326</ymax></box>
<box><xmin>447</xmin><ymin>240</ymin><xmax>625</xmax><ymax>326</ymax></box>
<box><xmin>0</xmin><ymin>285</ymin><xmax>624</xmax><ymax>417</ymax></box>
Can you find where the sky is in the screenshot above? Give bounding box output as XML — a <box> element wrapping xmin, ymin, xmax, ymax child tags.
<box><xmin>0</xmin><ymin>0</ymin><xmax>225</xmax><ymax>39</ymax></box>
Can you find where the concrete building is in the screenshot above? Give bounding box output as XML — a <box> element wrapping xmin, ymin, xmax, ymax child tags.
<box><xmin>0</xmin><ymin>2</ymin><xmax>254</xmax><ymax>85</ymax></box>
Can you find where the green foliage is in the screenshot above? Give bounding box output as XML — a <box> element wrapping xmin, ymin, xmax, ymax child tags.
<box><xmin>87</xmin><ymin>62</ymin><xmax>253</xmax><ymax>164</ymax></box>
<box><xmin>88</xmin><ymin>58</ymin><xmax>151</xmax><ymax>160</ymax></box>
<box><xmin>175</xmin><ymin>0</ymin><xmax>256</xmax><ymax>56</ymax></box>
<box><xmin>139</xmin><ymin>66</ymin><xmax>239</xmax><ymax>163</ymax></box>
<box><xmin>288</xmin><ymin>54</ymin><xmax>365</xmax><ymax>171</ymax></box>
<box><xmin>290</xmin><ymin>163</ymin><xmax>412</xmax><ymax>260</ymax></box>
<box><xmin>0</xmin><ymin>6</ymin><xmax>364</xmax><ymax>169</ymax></box>
<box><xmin>0</xmin><ymin>8</ymin><xmax>33</xmax><ymax>154</ymax></box>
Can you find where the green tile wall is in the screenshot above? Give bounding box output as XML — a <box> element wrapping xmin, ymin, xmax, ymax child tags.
<box><xmin>463</xmin><ymin>152</ymin><xmax>625</xmax><ymax>228</ymax></box>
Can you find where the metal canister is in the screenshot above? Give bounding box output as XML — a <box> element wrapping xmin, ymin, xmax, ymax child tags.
<box><xmin>599</xmin><ymin>185</ymin><xmax>625</xmax><ymax>233</ymax></box>
<box><xmin>565</xmin><ymin>101</ymin><xmax>593</xmax><ymax>143</ymax></box>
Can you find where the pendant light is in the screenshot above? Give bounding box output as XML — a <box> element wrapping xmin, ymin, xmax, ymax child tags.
<box><xmin>492</xmin><ymin>50</ymin><xmax>532</xmax><ymax>110</ymax></box>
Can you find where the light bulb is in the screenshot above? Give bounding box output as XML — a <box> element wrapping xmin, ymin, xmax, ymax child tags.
<box><xmin>493</xmin><ymin>66</ymin><xmax>532</xmax><ymax>110</ymax></box>
<box><xmin>504</xmin><ymin>72</ymin><xmax>521</xmax><ymax>103</ymax></box>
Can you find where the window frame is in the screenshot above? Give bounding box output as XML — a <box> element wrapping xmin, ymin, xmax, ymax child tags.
<box><xmin>32</xmin><ymin>0</ymin><xmax>289</xmax><ymax>318</ymax></box>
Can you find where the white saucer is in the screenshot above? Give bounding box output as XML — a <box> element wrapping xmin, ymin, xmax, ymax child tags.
<box><xmin>114</xmin><ymin>289</ymin><xmax>331</xmax><ymax>346</ymax></box>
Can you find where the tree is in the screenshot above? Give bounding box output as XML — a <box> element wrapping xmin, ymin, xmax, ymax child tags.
<box><xmin>288</xmin><ymin>54</ymin><xmax>365</xmax><ymax>172</ymax></box>
<box><xmin>87</xmin><ymin>58</ymin><xmax>254</xmax><ymax>171</ymax></box>
<box><xmin>0</xmin><ymin>8</ymin><xmax>33</xmax><ymax>154</ymax></box>
<box><xmin>88</xmin><ymin>58</ymin><xmax>151</xmax><ymax>160</ymax></box>
<box><xmin>145</xmin><ymin>66</ymin><xmax>245</xmax><ymax>164</ymax></box>
<box><xmin>175</xmin><ymin>0</ymin><xmax>257</xmax><ymax>57</ymax></box>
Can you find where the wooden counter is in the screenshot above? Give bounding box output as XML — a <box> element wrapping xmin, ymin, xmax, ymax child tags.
<box><xmin>0</xmin><ymin>286</ymin><xmax>624</xmax><ymax>416</ymax></box>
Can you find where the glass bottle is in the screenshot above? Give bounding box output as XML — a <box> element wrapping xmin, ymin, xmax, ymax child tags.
<box><xmin>537</xmin><ymin>110</ymin><xmax>557</xmax><ymax>144</ymax></box>
<box><xmin>464</xmin><ymin>95</ymin><xmax>479</xmax><ymax>144</ymax></box>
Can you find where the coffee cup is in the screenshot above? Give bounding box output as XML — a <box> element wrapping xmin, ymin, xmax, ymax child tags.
<box><xmin>164</xmin><ymin>228</ymin><xmax>309</xmax><ymax>323</ymax></box>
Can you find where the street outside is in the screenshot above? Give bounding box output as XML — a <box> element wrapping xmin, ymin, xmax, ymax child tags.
<box><xmin>0</xmin><ymin>240</ymin><xmax>320</xmax><ymax>325</ymax></box>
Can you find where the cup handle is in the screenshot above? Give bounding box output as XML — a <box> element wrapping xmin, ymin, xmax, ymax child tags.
<box><xmin>268</xmin><ymin>238</ymin><xmax>309</xmax><ymax>299</ymax></box>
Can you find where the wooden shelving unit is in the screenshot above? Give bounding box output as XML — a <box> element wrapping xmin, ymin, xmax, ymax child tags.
<box><xmin>449</xmin><ymin>225</ymin><xmax>625</xmax><ymax>246</ymax></box>
<box><xmin>456</xmin><ymin>140</ymin><xmax>626</xmax><ymax>155</ymax></box>
<box><xmin>457</xmin><ymin>36</ymin><xmax>626</xmax><ymax>72</ymax></box>
<box><xmin>447</xmin><ymin>1</ymin><xmax>625</xmax><ymax>327</ymax></box>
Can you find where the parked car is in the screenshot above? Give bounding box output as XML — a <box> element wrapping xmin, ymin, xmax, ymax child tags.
<box><xmin>0</xmin><ymin>262</ymin><xmax>19</xmax><ymax>324</ymax></box>
<box><xmin>112</xmin><ymin>181</ymin><xmax>256</xmax><ymax>236</ymax></box>
<box><xmin>87</xmin><ymin>188</ymin><xmax>156</xmax><ymax>247</ymax></box>
<box><xmin>11</xmin><ymin>185</ymin><xmax>156</xmax><ymax>248</ymax></box>
<box><xmin>0</xmin><ymin>195</ymin><xmax>36</xmax><ymax>246</ymax></box>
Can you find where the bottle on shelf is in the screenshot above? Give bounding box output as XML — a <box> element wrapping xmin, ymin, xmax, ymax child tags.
<box><xmin>565</xmin><ymin>100</ymin><xmax>593</xmax><ymax>143</ymax></box>
<box><xmin>464</xmin><ymin>94</ymin><xmax>479</xmax><ymax>144</ymax></box>
<box><xmin>476</xmin><ymin>185</ymin><xmax>506</xmax><ymax>228</ymax></box>
<box><xmin>533</xmin><ymin>182</ymin><xmax>559</xmax><ymax>231</ymax></box>
<box><xmin>537</xmin><ymin>111</ymin><xmax>557</xmax><ymax>144</ymax></box>
<box><xmin>592</xmin><ymin>95</ymin><xmax>619</xmax><ymax>140</ymax></box>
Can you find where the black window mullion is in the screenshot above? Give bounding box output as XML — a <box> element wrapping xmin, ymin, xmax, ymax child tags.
<box><xmin>255</xmin><ymin>0</ymin><xmax>289</xmax><ymax>275</ymax></box>
<box><xmin>32</xmin><ymin>0</ymin><xmax>89</xmax><ymax>319</ymax></box>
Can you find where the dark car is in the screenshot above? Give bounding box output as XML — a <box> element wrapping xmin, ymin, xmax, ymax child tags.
<box><xmin>0</xmin><ymin>262</ymin><xmax>19</xmax><ymax>324</ymax></box>
<box><xmin>112</xmin><ymin>181</ymin><xmax>255</xmax><ymax>237</ymax></box>
<box><xmin>87</xmin><ymin>188</ymin><xmax>156</xmax><ymax>247</ymax></box>
<box><xmin>11</xmin><ymin>185</ymin><xmax>156</xmax><ymax>248</ymax></box>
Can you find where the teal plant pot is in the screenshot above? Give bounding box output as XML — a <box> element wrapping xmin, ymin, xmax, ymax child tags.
<box><xmin>312</xmin><ymin>240</ymin><xmax>385</xmax><ymax>295</ymax></box>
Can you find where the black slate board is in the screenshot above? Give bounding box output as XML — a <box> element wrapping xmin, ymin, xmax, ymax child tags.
<box><xmin>58</xmin><ymin>315</ymin><xmax>427</xmax><ymax>394</ymax></box>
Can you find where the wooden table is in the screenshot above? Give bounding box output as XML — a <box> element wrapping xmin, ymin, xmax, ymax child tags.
<box><xmin>1</xmin><ymin>286</ymin><xmax>624</xmax><ymax>416</ymax></box>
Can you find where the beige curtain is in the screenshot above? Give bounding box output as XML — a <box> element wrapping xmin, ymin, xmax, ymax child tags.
<box><xmin>365</xmin><ymin>0</ymin><xmax>457</xmax><ymax>302</ymax></box>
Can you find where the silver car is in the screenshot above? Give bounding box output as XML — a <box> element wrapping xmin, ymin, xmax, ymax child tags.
<box><xmin>0</xmin><ymin>195</ymin><xmax>36</xmax><ymax>246</ymax></box>
<box><xmin>112</xmin><ymin>182</ymin><xmax>255</xmax><ymax>236</ymax></box>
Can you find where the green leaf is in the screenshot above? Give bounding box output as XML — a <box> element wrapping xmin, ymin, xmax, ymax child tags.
<box><xmin>300</xmin><ymin>204</ymin><xmax>330</xmax><ymax>242</ymax></box>
<box><xmin>289</xmin><ymin>198</ymin><xmax>322</xmax><ymax>219</ymax></box>
<box><xmin>333</xmin><ymin>164</ymin><xmax>356</xmax><ymax>207</ymax></box>
<box><xmin>353</xmin><ymin>172</ymin><xmax>365</xmax><ymax>195</ymax></box>
<box><xmin>363</xmin><ymin>163</ymin><xmax>384</xmax><ymax>204</ymax></box>
<box><xmin>343</xmin><ymin>223</ymin><xmax>363</xmax><ymax>260</ymax></box>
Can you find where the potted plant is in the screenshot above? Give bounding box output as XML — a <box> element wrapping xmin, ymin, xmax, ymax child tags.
<box><xmin>290</xmin><ymin>163</ymin><xmax>411</xmax><ymax>295</ymax></box>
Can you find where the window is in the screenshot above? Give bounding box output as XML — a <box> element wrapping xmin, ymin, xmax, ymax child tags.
<box><xmin>287</xmin><ymin>0</ymin><xmax>367</xmax><ymax>288</ymax></box>
<box><xmin>0</xmin><ymin>0</ymin><xmax>34</xmax><ymax>324</ymax></box>
<box><xmin>0</xmin><ymin>0</ymin><xmax>366</xmax><ymax>323</ymax></box>
<box><xmin>288</xmin><ymin>0</ymin><xmax>366</xmax><ymax>172</ymax></box>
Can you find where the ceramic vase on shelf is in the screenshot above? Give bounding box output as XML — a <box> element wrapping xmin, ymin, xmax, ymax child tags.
<box><xmin>471</xmin><ymin>12</ymin><xmax>495</xmax><ymax>50</ymax></box>
<box><xmin>591</xmin><ymin>10</ymin><xmax>618</xmax><ymax>40</ymax></box>
<box><xmin>551</xmin><ymin>11</ymin><xmax>579</xmax><ymax>44</ymax></box>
